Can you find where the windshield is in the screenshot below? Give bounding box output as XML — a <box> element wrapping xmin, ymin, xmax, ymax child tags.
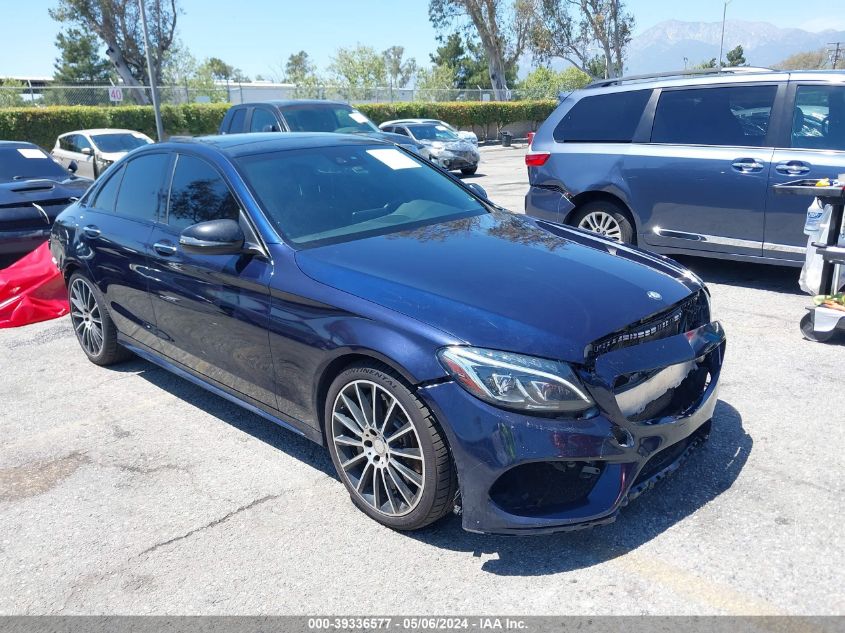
<box><xmin>0</xmin><ymin>147</ymin><xmax>70</xmax><ymax>183</ymax></box>
<box><xmin>407</xmin><ymin>124</ymin><xmax>460</xmax><ymax>141</ymax></box>
<box><xmin>91</xmin><ymin>133</ymin><xmax>151</xmax><ymax>153</ymax></box>
<box><xmin>236</xmin><ymin>144</ymin><xmax>486</xmax><ymax>247</ymax></box>
<box><xmin>282</xmin><ymin>105</ymin><xmax>379</xmax><ymax>134</ymax></box>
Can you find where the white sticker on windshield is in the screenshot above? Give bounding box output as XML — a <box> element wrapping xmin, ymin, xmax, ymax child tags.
<box><xmin>366</xmin><ymin>148</ymin><xmax>421</xmax><ymax>170</ymax></box>
<box><xmin>435</xmin><ymin>125</ymin><xmax>448</xmax><ymax>131</ymax></box>
<box><xmin>349</xmin><ymin>111</ymin><xmax>369</xmax><ymax>124</ymax></box>
<box><xmin>18</xmin><ymin>148</ymin><xmax>47</xmax><ymax>159</ymax></box>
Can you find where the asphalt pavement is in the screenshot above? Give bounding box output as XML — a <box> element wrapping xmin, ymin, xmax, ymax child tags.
<box><xmin>0</xmin><ymin>144</ymin><xmax>843</xmax><ymax>615</ymax></box>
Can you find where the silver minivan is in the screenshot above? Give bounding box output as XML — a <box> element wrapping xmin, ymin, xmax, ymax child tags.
<box><xmin>525</xmin><ymin>69</ymin><xmax>845</xmax><ymax>266</ymax></box>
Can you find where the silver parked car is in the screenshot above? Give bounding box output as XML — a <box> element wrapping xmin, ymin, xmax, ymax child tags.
<box><xmin>379</xmin><ymin>120</ymin><xmax>480</xmax><ymax>175</ymax></box>
<box><xmin>52</xmin><ymin>128</ymin><xmax>154</xmax><ymax>179</ymax></box>
<box><xmin>381</xmin><ymin>118</ymin><xmax>479</xmax><ymax>147</ymax></box>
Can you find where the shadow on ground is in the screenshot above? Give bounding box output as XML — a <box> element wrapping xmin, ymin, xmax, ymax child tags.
<box><xmin>673</xmin><ymin>255</ymin><xmax>803</xmax><ymax>295</ymax></box>
<box><xmin>113</xmin><ymin>357</ymin><xmax>750</xmax><ymax>576</ymax></box>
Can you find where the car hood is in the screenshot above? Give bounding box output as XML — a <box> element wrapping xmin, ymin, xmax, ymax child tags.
<box><xmin>361</xmin><ymin>130</ymin><xmax>423</xmax><ymax>148</ymax></box>
<box><xmin>294</xmin><ymin>211</ymin><xmax>702</xmax><ymax>362</ymax></box>
<box><xmin>424</xmin><ymin>139</ymin><xmax>478</xmax><ymax>154</ymax></box>
<box><xmin>0</xmin><ymin>177</ymin><xmax>92</xmax><ymax>229</ymax></box>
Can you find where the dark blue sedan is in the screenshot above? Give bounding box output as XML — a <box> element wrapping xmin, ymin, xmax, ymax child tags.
<box><xmin>49</xmin><ymin>133</ymin><xmax>726</xmax><ymax>535</ymax></box>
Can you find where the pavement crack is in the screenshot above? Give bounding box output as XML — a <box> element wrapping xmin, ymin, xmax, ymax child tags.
<box><xmin>137</xmin><ymin>493</ymin><xmax>280</xmax><ymax>557</ymax></box>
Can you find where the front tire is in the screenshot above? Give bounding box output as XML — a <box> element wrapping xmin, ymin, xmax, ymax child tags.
<box><xmin>570</xmin><ymin>200</ymin><xmax>634</xmax><ymax>244</ymax></box>
<box><xmin>460</xmin><ymin>165</ymin><xmax>478</xmax><ymax>176</ymax></box>
<box><xmin>324</xmin><ymin>363</ymin><xmax>457</xmax><ymax>531</ymax></box>
<box><xmin>68</xmin><ymin>273</ymin><xmax>132</xmax><ymax>366</ymax></box>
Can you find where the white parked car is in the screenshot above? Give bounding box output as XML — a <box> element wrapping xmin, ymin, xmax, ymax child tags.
<box><xmin>51</xmin><ymin>129</ymin><xmax>154</xmax><ymax>179</ymax></box>
<box><xmin>379</xmin><ymin>118</ymin><xmax>479</xmax><ymax>146</ymax></box>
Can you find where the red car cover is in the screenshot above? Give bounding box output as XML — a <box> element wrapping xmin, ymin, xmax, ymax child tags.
<box><xmin>0</xmin><ymin>243</ymin><xmax>69</xmax><ymax>328</ymax></box>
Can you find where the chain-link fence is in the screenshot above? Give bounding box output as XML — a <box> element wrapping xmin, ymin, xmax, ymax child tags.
<box><xmin>0</xmin><ymin>82</ymin><xmax>556</xmax><ymax>108</ymax></box>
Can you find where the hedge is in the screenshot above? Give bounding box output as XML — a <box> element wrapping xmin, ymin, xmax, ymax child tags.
<box><xmin>0</xmin><ymin>100</ymin><xmax>557</xmax><ymax>150</ymax></box>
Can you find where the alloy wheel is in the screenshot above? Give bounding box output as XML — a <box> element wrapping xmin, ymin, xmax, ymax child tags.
<box><xmin>578</xmin><ymin>210</ymin><xmax>624</xmax><ymax>242</ymax></box>
<box><xmin>330</xmin><ymin>380</ymin><xmax>425</xmax><ymax>517</ymax></box>
<box><xmin>69</xmin><ymin>277</ymin><xmax>104</xmax><ymax>357</ymax></box>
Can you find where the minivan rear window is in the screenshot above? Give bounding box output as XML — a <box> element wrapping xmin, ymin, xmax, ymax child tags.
<box><xmin>553</xmin><ymin>90</ymin><xmax>650</xmax><ymax>143</ymax></box>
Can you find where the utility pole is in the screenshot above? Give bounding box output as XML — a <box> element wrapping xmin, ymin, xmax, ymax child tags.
<box><xmin>138</xmin><ymin>0</ymin><xmax>164</xmax><ymax>142</ymax></box>
<box><xmin>718</xmin><ymin>0</ymin><xmax>732</xmax><ymax>72</ymax></box>
<box><xmin>829</xmin><ymin>42</ymin><xmax>843</xmax><ymax>69</ymax></box>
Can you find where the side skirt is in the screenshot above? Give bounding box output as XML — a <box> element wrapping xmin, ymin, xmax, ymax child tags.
<box><xmin>118</xmin><ymin>335</ymin><xmax>324</xmax><ymax>446</ymax></box>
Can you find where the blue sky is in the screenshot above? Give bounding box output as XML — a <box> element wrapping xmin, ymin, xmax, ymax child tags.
<box><xmin>1</xmin><ymin>0</ymin><xmax>844</xmax><ymax>79</ymax></box>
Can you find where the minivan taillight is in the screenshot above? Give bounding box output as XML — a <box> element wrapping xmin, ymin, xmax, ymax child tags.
<box><xmin>525</xmin><ymin>152</ymin><xmax>551</xmax><ymax>167</ymax></box>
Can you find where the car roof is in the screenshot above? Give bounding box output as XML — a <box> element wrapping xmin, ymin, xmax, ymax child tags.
<box><xmin>382</xmin><ymin>119</ymin><xmax>441</xmax><ymax>124</ymax></box>
<box><xmin>162</xmin><ymin>132</ymin><xmax>388</xmax><ymax>158</ymax></box>
<box><xmin>232</xmin><ymin>100</ymin><xmax>352</xmax><ymax>109</ymax></box>
<box><xmin>575</xmin><ymin>69</ymin><xmax>845</xmax><ymax>96</ymax></box>
<box><xmin>59</xmin><ymin>128</ymin><xmax>151</xmax><ymax>137</ymax></box>
<box><xmin>0</xmin><ymin>140</ymin><xmax>39</xmax><ymax>150</ymax></box>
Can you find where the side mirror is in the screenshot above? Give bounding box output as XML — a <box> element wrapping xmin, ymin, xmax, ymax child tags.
<box><xmin>467</xmin><ymin>182</ymin><xmax>488</xmax><ymax>199</ymax></box>
<box><xmin>67</xmin><ymin>160</ymin><xmax>78</xmax><ymax>173</ymax></box>
<box><xmin>179</xmin><ymin>219</ymin><xmax>245</xmax><ymax>255</ymax></box>
<box><xmin>81</xmin><ymin>147</ymin><xmax>92</xmax><ymax>156</ymax></box>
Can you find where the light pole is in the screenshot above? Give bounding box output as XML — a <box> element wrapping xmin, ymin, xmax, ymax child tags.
<box><xmin>718</xmin><ymin>0</ymin><xmax>732</xmax><ymax>71</ymax></box>
<box><xmin>138</xmin><ymin>0</ymin><xmax>164</xmax><ymax>141</ymax></box>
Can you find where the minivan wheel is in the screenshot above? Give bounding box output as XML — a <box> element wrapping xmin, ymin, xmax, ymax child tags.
<box><xmin>324</xmin><ymin>363</ymin><xmax>457</xmax><ymax>531</ymax></box>
<box><xmin>68</xmin><ymin>273</ymin><xmax>132</xmax><ymax>366</ymax></box>
<box><xmin>460</xmin><ymin>165</ymin><xmax>478</xmax><ymax>176</ymax></box>
<box><xmin>571</xmin><ymin>201</ymin><xmax>634</xmax><ymax>244</ymax></box>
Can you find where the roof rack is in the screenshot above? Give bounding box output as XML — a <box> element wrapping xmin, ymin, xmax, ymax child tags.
<box><xmin>585</xmin><ymin>66</ymin><xmax>773</xmax><ymax>89</ymax></box>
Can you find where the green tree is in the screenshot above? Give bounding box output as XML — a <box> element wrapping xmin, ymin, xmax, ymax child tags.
<box><xmin>282</xmin><ymin>50</ymin><xmax>323</xmax><ymax>98</ymax></box>
<box><xmin>530</xmin><ymin>0</ymin><xmax>634</xmax><ymax>78</ymax></box>
<box><xmin>53</xmin><ymin>27</ymin><xmax>112</xmax><ymax>83</ymax></box>
<box><xmin>415</xmin><ymin>63</ymin><xmax>457</xmax><ymax>100</ymax></box>
<box><xmin>328</xmin><ymin>45</ymin><xmax>386</xmax><ymax>100</ymax></box>
<box><xmin>0</xmin><ymin>79</ymin><xmax>26</xmax><ymax>108</ymax></box>
<box><xmin>518</xmin><ymin>65</ymin><xmax>590</xmax><ymax>99</ymax></box>
<box><xmin>383</xmin><ymin>46</ymin><xmax>417</xmax><ymax>93</ymax></box>
<box><xmin>773</xmin><ymin>48</ymin><xmax>828</xmax><ymax>70</ymax></box>
<box><xmin>430</xmin><ymin>33</ymin><xmax>516</xmax><ymax>90</ymax></box>
<box><xmin>726</xmin><ymin>45</ymin><xmax>746</xmax><ymax>67</ymax></box>
<box><xmin>49</xmin><ymin>0</ymin><xmax>179</xmax><ymax>104</ymax></box>
<box><xmin>428</xmin><ymin>0</ymin><xmax>533</xmax><ymax>99</ymax></box>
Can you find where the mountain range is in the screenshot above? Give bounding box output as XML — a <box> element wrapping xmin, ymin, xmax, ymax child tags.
<box><xmin>625</xmin><ymin>19</ymin><xmax>845</xmax><ymax>73</ymax></box>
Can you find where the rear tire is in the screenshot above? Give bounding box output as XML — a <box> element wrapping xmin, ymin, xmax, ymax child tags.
<box><xmin>460</xmin><ymin>165</ymin><xmax>478</xmax><ymax>176</ymax></box>
<box><xmin>324</xmin><ymin>362</ymin><xmax>457</xmax><ymax>531</ymax></box>
<box><xmin>570</xmin><ymin>200</ymin><xmax>634</xmax><ymax>244</ymax></box>
<box><xmin>68</xmin><ymin>273</ymin><xmax>132</xmax><ymax>366</ymax></box>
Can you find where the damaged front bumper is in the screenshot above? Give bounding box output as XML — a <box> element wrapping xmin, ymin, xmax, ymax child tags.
<box><xmin>418</xmin><ymin>321</ymin><xmax>726</xmax><ymax>535</ymax></box>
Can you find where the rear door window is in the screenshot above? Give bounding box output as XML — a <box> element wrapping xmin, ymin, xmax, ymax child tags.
<box><xmin>791</xmin><ymin>85</ymin><xmax>845</xmax><ymax>151</ymax></box>
<box><xmin>166</xmin><ymin>154</ymin><xmax>240</xmax><ymax>232</ymax></box>
<box><xmin>554</xmin><ymin>90</ymin><xmax>650</xmax><ymax>143</ymax></box>
<box><xmin>227</xmin><ymin>107</ymin><xmax>246</xmax><ymax>133</ymax></box>
<box><xmin>114</xmin><ymin>153</ymin><xmax>170</xmax><ymax>222</ymax></box>
<box><xmin>651</xmin><ymin>84</ymin><xmax>778</xmax><ymax>147</ymax></box>
<box><xmin>91</xmin><ymin>165</ymin><xmax>125</xmax><ymax>211</ymax></box>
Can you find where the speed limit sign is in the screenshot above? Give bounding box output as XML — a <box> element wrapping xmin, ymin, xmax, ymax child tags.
<box><xmin>108</xmin><ymin>87</ymin><xmax>124</xmax><ymax>102</ymax></box>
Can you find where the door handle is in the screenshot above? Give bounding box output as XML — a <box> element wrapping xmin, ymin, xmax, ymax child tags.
<box><xmin>731</xmin><ymin>158</ymin><xmax>764</xmax><ymax>172</ymax></box>
<box><xmin>82</xmin><ymin>225</ymin><xmax>101</xmax><ymax>239</ymax></box>
<box><xmin>153</xmin><ymin>241</ymin><xmax>177</xmax><ymax>256</ymax></box>
<box><xmin>775</xmin><ymin>161</ymin><xmax>810</xmax><ymax>175</ymax></box>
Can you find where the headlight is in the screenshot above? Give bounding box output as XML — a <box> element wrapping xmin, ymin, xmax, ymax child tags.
<box><xmin>438</xmin><ymin>346</ymin><xmax>594</xmax><ymax>413</ymax></box>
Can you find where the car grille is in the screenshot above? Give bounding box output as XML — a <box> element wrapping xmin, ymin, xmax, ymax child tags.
<box><xmin>586</xmin><ymin>290</ymin><xmax>710</xmax><ymax>361</ymax></box>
